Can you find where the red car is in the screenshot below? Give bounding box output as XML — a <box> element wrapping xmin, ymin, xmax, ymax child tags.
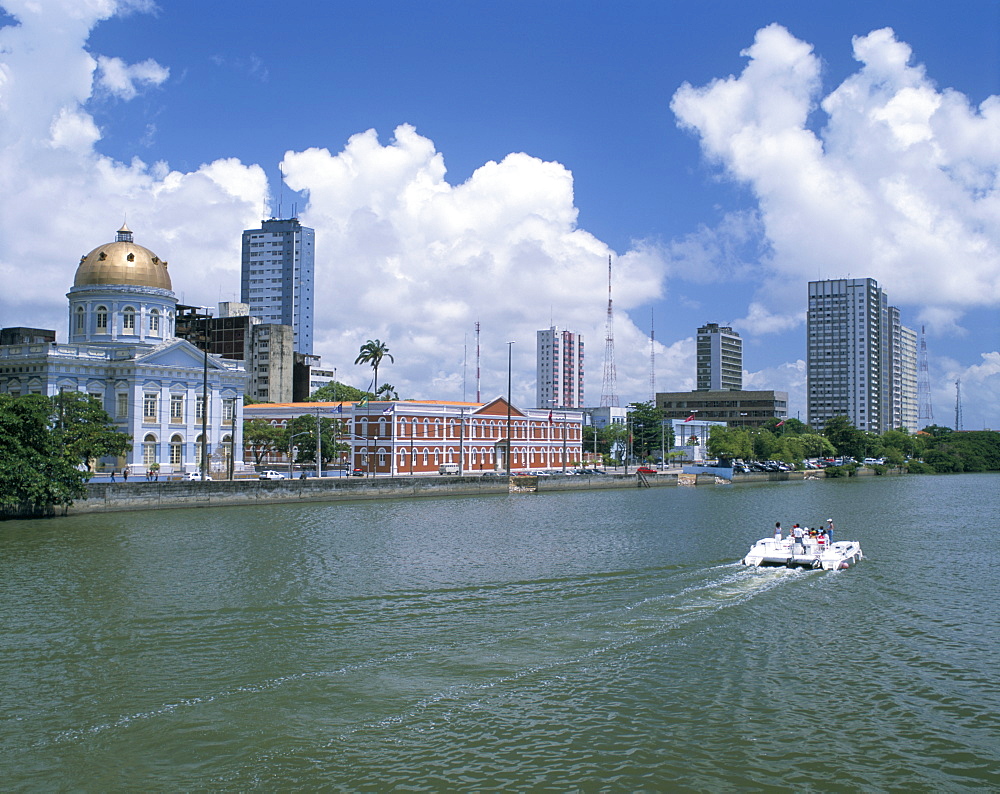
<box><xmin>637</xmin><ymin>466</ymin><xmax>658</xmax><ymax>474</ymax></box>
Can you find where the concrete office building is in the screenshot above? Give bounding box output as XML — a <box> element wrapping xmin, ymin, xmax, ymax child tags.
<box><xmin>176</xmin><ymin>301</ymin><xmax>302</xmax><ymax>404</ymax></box>
<box><xmin>656</xmin><ymin>389</ymin><xmax>788</xmax><ymax>428</ymax></box>
<box><xmin>807</xmin><ymin>278</ymin><xmax>916</xmax><ymax>434</ymax></box>
<box><xmin>696</xmin><ymin>323</ymin><xmax>742</xmax><ymax>391</ymax></box>
<box><xmin>536</xmin><ymin>326</ymin><xmax>584</xmax><ymax>409</ymax></box>
<box><xmin>241</xmin><ymin>218</ymin><xmax>315</xmax><ymax>356</ymax></box>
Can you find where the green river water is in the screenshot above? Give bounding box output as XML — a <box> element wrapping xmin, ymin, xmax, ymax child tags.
<box><xmin>2</xmin><ymin>473</ymin><xmax>998</xmax><ymax>791</ymax></box>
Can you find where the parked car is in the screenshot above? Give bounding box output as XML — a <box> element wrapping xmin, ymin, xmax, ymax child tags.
<box><xmin>181</xmin><ymin>471</ymin><xmax>202</xmax><ymax>481</ymax></box>
<box><xmin>636</xmin><ymin>466</ymin><xmax>657</xmax><ymax>474</ymax></box>
<box><xmin>351</xmin><ymin>468</ymin><xmax>365</xmax><ymax>477</ymax></box>
<box><xmin>259</xmin><ymin>470</ymin><xmax>285</xmax><ymax>480</ymax></box>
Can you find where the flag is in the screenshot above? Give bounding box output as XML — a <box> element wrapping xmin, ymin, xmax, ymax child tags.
<box><xmin>684</xmin><ymin>414</ymin><xmax>696</xmax><ymax>422</ymax></box>
<box><xmin>548</xmin><ymin>411</ymin><xmax>553</xmax><ymax>423</ymax></box>
<box><xmin>383</xmin><ymin>404</ymin><xmax>394</xmax><ymax>415</ymax></box>
<box><xmin>776</xmin><ymin>419</ymin><xmax>786</xmax><ymax>427</ymax></box>
<box><xmin>334</xmin><ymin>404</ymin><xmax>343</xmax><ymax>414</ymax></box>
<box><xmin>357</xmin><ymin>398</ymin><xmax>368</xmax><ymax>408</ymax></box>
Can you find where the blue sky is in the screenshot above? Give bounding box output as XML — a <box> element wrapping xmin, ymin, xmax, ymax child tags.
<box><xmin>1</xmin><ymin>0</ymin><xmax>998</xmax><ymax>428</ymax></box>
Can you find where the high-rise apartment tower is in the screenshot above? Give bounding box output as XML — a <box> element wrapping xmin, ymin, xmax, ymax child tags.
<box><xmin>241</xmin><ymin>218</ymin><xmax>315</xmax><ymax>356</ymax></box>
<box><xmin>696</xmin><ymin>323</ymin><xmax>742</xmax><ymax>391</ymax></box>
<box><xmin>807</xmin><ymin>278</ymin><xmax>916</xmax><ymax>433</ymax></box>
<box><xmin>536</xmin><ymin>326</ymin><xmax>584</xmax><ymax>409</ymax></box>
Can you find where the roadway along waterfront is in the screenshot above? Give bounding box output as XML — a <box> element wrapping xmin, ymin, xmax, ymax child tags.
<box><xmin>2</xmin><ymin>472</ymin><xmax>998</xmax><ymax>789</ymax></box>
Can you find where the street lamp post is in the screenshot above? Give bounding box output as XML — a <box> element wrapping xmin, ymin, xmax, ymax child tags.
<box><xmin>459</xmin><ymin>407</ymin><xmax>466</xmax><ymax>476</ymax></box>
<box><xmin>288</xmin><ymin>430</ymin><xmax>310</xmax><ymax>480</ymax></box>
<box><xmin>506</xmin><ymin>341</ymin><xmax>514</xmax><ymax>476</ymax></box>
<box><xmin>316</xmin><ymin>411</ymin><xmax>322</xmax><ymax>479</ymax></box>
<box><xmin>197</xmin><ymin>308</ymin><xmax>212</xmax><ymax>481</ymax></box>
<box><xmin>562</xmin><ymin>412</ymin><xmax>568</xmax><ymax>473</ymax></box>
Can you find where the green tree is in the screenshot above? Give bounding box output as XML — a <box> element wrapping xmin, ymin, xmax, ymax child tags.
<box><xmin>823</xmin><ymin>415</ymin><xmax>867</xmax><ymax>459</ymax></box>
<box><xmin>762</xmin><ymin>417</ymin><xmax>808</xmax><ymax>435</ymax></box>
<box><xmin>286</xmin><ymin>414</ymin><xmax>349</xmax><ymax>466</ymax></box>
<box><xmin>881</xmin><ymin>429</ymin><xmax>916</xmax><ymax>459</ymax></box>
<box><xmin>708</xmin><ymin>426</ymin><xmax>754</xmax><ymax>461</ymax></box>
<box><xmin>306</xmin><ymin>381</ymin><xmax>371</xmax><ymax>403</ymax></box>
<box><xmin>51</xmin><ymin>392</ymin><xmax>131</xmax><ymax>470</ymax></box>
<box><xmin>751</xmin><ymin>428</ymin><xmax>782</xmax><ymax>460</ymax></box>
<box><xmin>797</xmin><ymin>432</ymin><xmax>836</xmax><ymax>459</ymax></box>
<box><xmin>0</xmin><ymin>395</ymin><xmax>89</xmax><ymax>513</ymax></box>
<box><xmin>355</xmin><ymin>339</ymin><xmax>393</xmax><ymax>393</ymax></box>
<box><xmin>376</xmin><ymin>383</ymin><xmax>399</xmax><ymax>400</ymax></box>
<box><xmin>243</xmin><ymin>418</ymin><xmax>287</xmax><ymax>467</ymax></box>
<box><xmin>627</xmin><ymin>402</ymin><xmax>668</xmax><ymax>462</ymax></box>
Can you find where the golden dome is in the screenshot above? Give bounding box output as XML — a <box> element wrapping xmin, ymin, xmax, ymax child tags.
<box><xmin>74</xmin><ymin>225</ymin><xmax>172</xmax><ymax>290</ymax></box>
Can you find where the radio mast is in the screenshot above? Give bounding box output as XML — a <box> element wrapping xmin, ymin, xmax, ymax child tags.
<box><xmin>475</xmin><ymin>321</ymin><xmax>481</xmax><ymax>404</ymax></box>
<box><xmin>917</xmin><ymin>325</ymin><xmax>934</xmax><ymax>429</ymax></box>
<box><xmin>600</xmin><ymin>255</ymin><xmax>619</xmax><ymax>407</ymax></box>
<box><xmin>955</xmin><ymin>379</ymin><xmax>963</xmax><ymax>431</ymax></box>
<box><xmin>649</xmin><ymin>309</ymin><xmax>655</xmax><ymax>403</ymax></box>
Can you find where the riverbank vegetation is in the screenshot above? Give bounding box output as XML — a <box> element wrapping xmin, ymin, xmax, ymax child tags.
<box><xmin>707</xmin><ymin>414</ymin><xmax>1000</xmax><ymax>474</ymax></box>
<box><xmin>0</xmin><ymin>393</ymin><xmax>130</xmax><ymax>515</ymax></box>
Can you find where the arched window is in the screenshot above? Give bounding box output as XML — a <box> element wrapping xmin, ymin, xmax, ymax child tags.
<box><xmin>169</xmin><ymin>434</ymin><xmax>183</xmax><ymax>466</ymax></box>
<box><xmin>143</xmin><ymin>433</ymin><xmax>157</xmax><ymax>466</ymax></box>
<box><xmin>149</xmin><ymin>309</ymin><xmax>160</xmax><ymax>334</ymax></box>
<box><xmin>75</xmin><ymin>306</ymin><xmax>85</xmax><ymax>333</ymax></box>
<box><xmin>96</xmin><ymin>306</ymin><xmax>108</xmax><ymax>331</ymax></box>
<box><xmin>195</xmin><ymin>434</ymin><xmax>205</xmax><ymax>472</ymax></box>
<box><xmin>122</xmin><ymin>307</ymin><xmax>136</xmax><ymax>334</ymax></box>
<box><xmin>222</xmin><ymin>434</ymin><xmax>233</xmax><ymax>468</ymax></box>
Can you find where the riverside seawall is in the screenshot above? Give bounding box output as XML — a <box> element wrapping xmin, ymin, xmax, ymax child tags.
<box><xmin>12</xmin><ymin>467</ymin><xmax>904</xmax><ymax>518</ymax></box>
<box><xmin>65</xmin><ymin>472</ymin><xmax>666</xmax><ymax>514</ymax></box>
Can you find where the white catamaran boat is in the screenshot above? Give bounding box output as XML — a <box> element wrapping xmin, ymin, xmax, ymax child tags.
<box><xmin>741</xmin><ymin>534</ymin><xmax>864</xmax><ymax>571</ymax></box>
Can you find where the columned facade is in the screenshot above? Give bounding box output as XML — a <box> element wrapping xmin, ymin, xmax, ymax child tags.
<box><xmin>0</xmin><ymin>224</ymin><xmax>247</xmax><ymax>477</ymax></box>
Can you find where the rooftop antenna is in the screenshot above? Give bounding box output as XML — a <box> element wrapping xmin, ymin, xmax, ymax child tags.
<box><xmin>600</xmin><ymin>255</ymin><xmax>619</xmax><ymax>407</ymax></box>
<box><xmin>955</xmin><ymin>378</ymin><xmax>963</xmax><ymax>431</ymax></box>
<box><xmin>917</xmin><ymin>325</ymin><xmax>934</xmax><ymax>429</ymax></box>
<box><xmin>475</xmin><ymin>321</ymin><xmax>481</xmax><ymax>403</ymax></box>
<box><xmin>277</xmin><ymin>163</ymin><xmax>284</xmax><ymax>219</ymax></box>
<box><xmin>649</xmin><ymin>308</ymin><xmax>656</xmax><ymax>403</ymax></box>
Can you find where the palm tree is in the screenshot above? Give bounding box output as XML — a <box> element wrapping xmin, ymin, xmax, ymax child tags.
<box><xmin>376</xmin><ymin>383</ymin><xmax>398</xmax><ymax>400</ymax></box>
<box><xmin>355</xmin><ymin>339</ymin><xmax>394</xmax><ymax>394</ymax></box>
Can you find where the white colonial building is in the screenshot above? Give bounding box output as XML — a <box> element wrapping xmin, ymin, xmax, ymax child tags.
<box><xmin>0</xmin><ymin>224</ymin><xmax>246</xmax><ymax>476</ymax></box>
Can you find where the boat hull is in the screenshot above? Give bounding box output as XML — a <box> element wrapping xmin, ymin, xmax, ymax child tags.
<box><xmin>741</xmin><ymin>538</ymin><xmax>863</xmax><ymax>571</ymax></box>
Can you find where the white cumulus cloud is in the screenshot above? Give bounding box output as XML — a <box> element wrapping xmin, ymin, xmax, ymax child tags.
<box><xmin>281</xmin><ymin>125</ymin><xmax>670</xmax><ymax>404</ymax></box>
<box><xmin>672</xmin><ymin>23</ymin><xmax>999</xmax><ymax>430</ymax></box>
<box><xmin>95</xmin><ymin>55</ymin><xmax>169</xmax><ymax>100</ymax></box>
<box><xmin>0</xmin><ymin>0</ymin><xmax>268</xmax><ymax>335</ymax></box>
<box><xmin>671</xmin><ymin>23</ymin><xmax>1000</xmax><ymax>331</ymax></box>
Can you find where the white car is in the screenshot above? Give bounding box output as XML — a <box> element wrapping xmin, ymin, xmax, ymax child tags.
<box><xmin>181</xmin><ymin>471</ymin><xmax>203</xmax><ymax>481</ymax></box>
<box><xmin>259</xmin><ymin>470</ymin><xmax>285</xmax><ymax>480</ymax></box>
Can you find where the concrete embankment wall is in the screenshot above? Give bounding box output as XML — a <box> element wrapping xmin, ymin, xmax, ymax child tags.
<box><xmin>15</xmin><ymin>467</ymin><xmax>903</xmax><ymax>518</ymax></box>
<box><xmin>65</xmin><ymin>471</ymin><xmax>676</xmax><ymax>515</ymax></box>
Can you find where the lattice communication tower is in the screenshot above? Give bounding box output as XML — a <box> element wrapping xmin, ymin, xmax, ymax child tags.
<box><xmin>955</xmin><ymin>379</ymin><xmax>963</xmax><ymax>432</ymax></box>
<box><xmin>917</xmin><ymin>325</ymin><xmax>934</xmax><ymax>429</ymax></box>
<box><xmin>600</xmin><ymin>255</ymin><xmax>619</xmax><ymax>407</ymax></box>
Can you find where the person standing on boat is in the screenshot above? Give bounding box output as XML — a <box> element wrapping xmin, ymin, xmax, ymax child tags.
<box><xmin>825</xmin><ymin>518</ymin><xmax>834</xmax><ymax>544</ymax></box>
<box><xmin>774</xmin><ymin>522</ymin><xmax>782</xmax><ymax>540</ymax></box>
<box><xmin>791</xmin><ymin>523</ymin><xmax>805</xmax><ymax>554</ymax></box>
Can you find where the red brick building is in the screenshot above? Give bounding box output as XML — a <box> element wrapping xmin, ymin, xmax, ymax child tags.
<box><xmin>244</xmin><ymin>397</ymin><xmax>585</xmax><ymax>474</ymax></box>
